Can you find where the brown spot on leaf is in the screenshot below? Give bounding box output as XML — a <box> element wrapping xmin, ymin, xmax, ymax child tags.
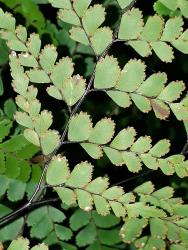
<box><xmin>151</xmin><ymin>99</ymin><xmax>170</xmax><ymax>120</ymax></box>
<box><xmin>30</xmin><ymin>155</ymin><xmax>50</xmax><ymax>164</ymax></box>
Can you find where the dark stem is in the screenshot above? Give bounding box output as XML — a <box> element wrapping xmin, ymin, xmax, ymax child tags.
<box><xmin>123</xmin><ymin>0</ymin><xmax>138</xmax><ymax>13</ymax></box>
<box><xmin>181</xmin><ymin>138</ymin><xmax>188</xmax><ymax>155</ymax></box>
<box><xmin>0</xmin><ymin>203</ymin><xmax>30</xmax><ymax>226</ymax></box>
<box><xmin>114</xmin><ymin>0</ymin><xmax>138</xmax><ymax>38</ymax></box>
<box><xmin>0</xmin><ymin>198</ymin><xmax>59</xmax><ymax>226</ymax></box>
<box><xmin>88</xmin><ymin>87</ymin><xmax>171</xmax><ymax>106</ymax></box>
<box><xmin>181</xmin><ymin>92</ymin><xmax>188</xmax><ymax>155</ymax></box>
<box><xmin>112</xmin><ymin>170</ymin><xmax>155</xmax><ymax>187</ymax></box>
<box><xmin>113</xmin><ymin>9</ymin><xmax>123</xmax><ymax>39</ymax></box>
<box><xmin>70</xmin><ymin>0</ymin><xmax>97</xmax><ymax>59</ymax></box>
<box><xmin>29</xmin><ymin>197</ymin><xmax>59</xmax><ymax>208</ymax></box>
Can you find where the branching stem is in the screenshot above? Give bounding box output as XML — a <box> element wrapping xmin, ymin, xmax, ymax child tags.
<box><xmin>0</xmin><ymin>0</ymin><xmax>137</xmax><ymax>226</ymax></box>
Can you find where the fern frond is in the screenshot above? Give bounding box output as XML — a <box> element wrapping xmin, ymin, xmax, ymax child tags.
<box><xmin>120</xmin><ymin>181</ymin><xmax>188</xmax><ymax>248</ymax></box>
<box><xmin>0</xmin><ymin>8</ymin><xmax>86</xmax><ymax>106</ymax></box>
<box><xmin>27</xmin><ymin>205</ymin><xmax>72</xmax><ymax>243</ymax></box>
<box><xmin>7</xmin><ymin>237</ymin><xmax>48</xmax><ymax>250</ymax></box>
<box><xmin>119</xmin><ymin>9</ymin><xmax>188</xmax><ymax>62</ymax></box>
<box><xmin>0</xmin><ymin>132</ymin><xmax>40</xmax><ymax>201</ymax></box>
<box><xmin>45</xmin><ymin>155</ymin><xmax>188</xmax><ymax>247</ymax></box>
<box><xmin>0</xmin><ymin>204</ymin><xmax>24</xmax><ymax>242</ymax></box>
<box><xmin>48</xmin><ymin>1</ymin><xmax>188</xmax><ymax>62</ymax></box>
<box><xmin>155</xmin><ymin>0</ymin><xmax>188</xmax><ymax>18</ymax></box>
<box><xmin>46</xmin><ymin>157</ymin><xmax>187</xmax><ymax>220</ymax></box>
<box><xmin>50</xmin><ymin>0</ymin><xmax>113</xmax><ymax>55</ymax></box>
<box><xmin>70</xmin><ymin>209</ymin><xmax>121</xmax><ymax>248</ymax></box>
<box><xmin>93</xmin><ymin>57</ymin><xmax>187</xmax><ymax>120</ymax></box>
<box><xmin>67</xmin><ymin>112</ymin><xmax>188</xmax><ymax>177</ymax></box>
